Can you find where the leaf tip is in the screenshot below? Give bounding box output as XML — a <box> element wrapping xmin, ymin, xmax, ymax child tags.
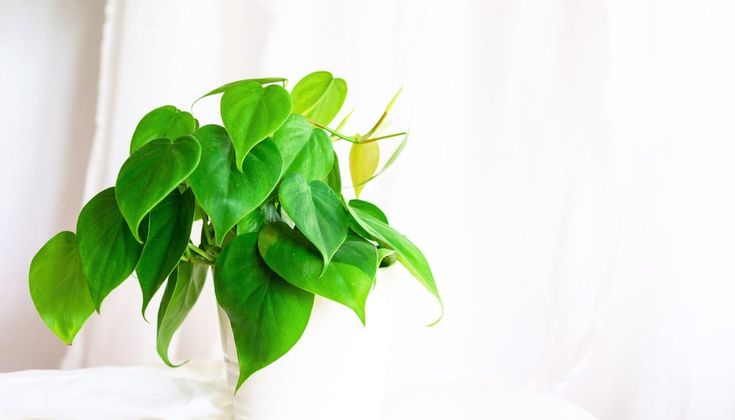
<box><xmin>319</xmin><ymin>255</ymin><xmax>331</xmax><ymax>278</ymax></box>
<box><xmin>158</xmin><ymin>351</ymin><xmax>188</xmax><ymax>368</ymax></box>
<box><xmin>212</xmin><ymin>232</ymin><xmax>224</xmax><ymax>248</ymax></box>
<box><xmin>56</xmin><ymin>327</ymin><xmax>82</xmax><ymax>346</ymax></box>
<box><xmin>131</xmin><ymin>226</ymin><xmax>144</xmax><ymax>244</ymax></box>
<box><xmin>386</xmin><ymin>87</ymin><xmax>403</xmax><ymax>113</ymax></box>
<box><xmin>425</xmin><ymin>299</ymin><xmax>445</xmax><ymax>327</ymax></box>
<box><xmin>235</xmin><ymin>157</ymin><xmax>245</xmax><ymax>174</ymax></box>
<box><xmin>234</xmin><ymin>373</ymin><xmax>250</xmax><ymax>394</ymax></box>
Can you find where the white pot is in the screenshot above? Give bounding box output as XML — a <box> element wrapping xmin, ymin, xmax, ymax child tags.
<box><xmin>217</xmin><ymin>282</ymin><xmax>391</xmax><ymax>420</ymax></box>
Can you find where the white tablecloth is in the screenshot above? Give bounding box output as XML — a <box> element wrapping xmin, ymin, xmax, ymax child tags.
<box><xmin>0</xmin><ymin>361</ymin><xmax>597</xmax><ymax>419</ymax></box>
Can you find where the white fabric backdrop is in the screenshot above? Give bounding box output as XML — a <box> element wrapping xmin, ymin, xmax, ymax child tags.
<box><xmin>4</xmin><ymin>0</ymin><xmax>735</xmax><ymax>419</ymax></box>
<box><xmin>0</xmin><ymin>0</ymin><xmax>104</xmax><ymax>370</ymax></box>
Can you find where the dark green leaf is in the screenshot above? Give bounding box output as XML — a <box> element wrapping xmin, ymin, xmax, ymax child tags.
<box><xmin>291</xmin><ymin>71</ymin><xmax>347</xmax><ymax>125</ymax></box>
<box><xmin>278</xmin><ymin>174</ymin><xmax>348</xmax><ymax>268</ymax></box>
<box><xmin>130</xmin><ymin>106</ymin><xmax>197</xmax><ymax>154</ymax></box>
<box><xmin>347</xmin><ymin>203</ymin><xmax>443</xmax><ymax>323</ymax></box>
<box><xmin>325</xmin><ymin>150</ymin><xmax>342</xmax><ymax>193</ymax></box>
<box><xmin>156</xmin><ymin>262</ymin><xmax>207</xmax><ymax>367</ymax></box>
<box><xmin>194</xmin><ymin>77</ymin><xmax>287</xmax><ymax>106</ymax></box>
<box><xmin>378</xmin><ymin>247</ymin><xmax>398</xmax><ymax>268</ymax></box>
<box><xmin>189</xmin><ymin>125</ymin><xmax>282</xmax><ymax>244</ymax></box>
<box><xmin>77</xmin><ymin>187</ymin><xmax>142</xmax><ymax>310</ymax></box>
<box><xmin>29</xmin><ymin>231</ymin><xmax>95</xmax><ymax>344</ymax></box>
<box><xmin>116</xmin><ymin>136</ymin><xmax>201</xmax><ymax>242</ymax></box>
<box><xmin>215</xmin><ymin>233</ymin><xmax>313</xmax><ymax>390</ymax></box>
<box><xmin>193</xmin><ymin>203</ymin><xmax>205</xmax><ymax>221</ymax></box>
<box><xmin>136</xmin><ymin>189</ymin><xmax>195</xmax><ymax>317</ymax></box>
<box><xmin>258</xmin><ymin>223</ymin><xmax>377</xmax><ymax>323</ymax></box>
<box><xmin>220</xmin><ymin>81</ymin><xmax>291</xmax><ymax>171</ymax></box>
<box><xmin>271</xmin><ymin>114</ymin><xmax>333</xmax><ymax>181</ymax></box>
<box><xmin>236</xmin><ymin>208</ymin><xmax>266</xmax><ymax>235</ymax></box>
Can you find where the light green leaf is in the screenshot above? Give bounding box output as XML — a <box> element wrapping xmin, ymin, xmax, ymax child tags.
<box><xmin>189</xmin><ymin>125</ymin><xmax>282</xmax><ymax>245</ymax></box>
<box><xmin>215</xmin><ymin>233</ymin><xmax>313</xmax><ymax>390</ymax></box>
<box><xmin>278</xmin><ymin>174</ymin><xmax>348</xmax><ymax>268</ymax></box>
<box><xmin>271</xmin><ymin>114</ymin><xmax>333</xmax><ymax>181</ymax></box>
<box><xmin>116</xmin><ymin>136</ymin><xmax>201</xmax><ymax>242</ymax></box>
<box><xmin>347</xmin><ymin>202</ymin><xmax>443</xmax><ymax>323</ymax></box>
<box><xmin>258</xmin><ymin>223</ymin><xmax>377</xmax><ymax>323</ymax></box>
<box><xmin>77</xmin><ymin>187</ymin><xmax>142</xmax><ymax>310</ymax></box>
<box><xmin>350</xmin><ymin>132</ymin><xmax>408</xmax><ymax>189</ymax></box>
<box><xmin>193</xmin><ymin>77</ymin><xmax>287</xmax><ymax>106</ymax></box>
<box><xmin>130</xmin><ymin>106</ymin><xmax>197</xmax><ymax>154</ymax></box>
<box><xmin>29</xmin><ymin>231</ymin><xmax>95</xmax><ymax>344</ymax></box>
<box><xmin>156</xmin><ymin>262</ymin><xmax>207</xmax><ymax>367</ymax></box>
<box><xmin>220</xmin><ymin>81</ymin><xmax>291</xmax><ymax>171</ymax></box>
<box><xmin>349</xmin><ymin>141</ymin><xmax>380</xmax><ymax>197</ymax></box>
<box><xmin>291</xmin><ymin>71</ymin><xmax>347</xmax><ymax>125</ymax></box>
<box><xmin>349</xmin><ymin>199</ymin><xmax>389</xmax><ymax>223</ymax></box>
<box><xmin>348</xmin><ymin>199</ymin><xmax>388</xmax><ymax>240</ymax></box>
<box><xmin>136</xmin><ymin>189</ymin><xmax>195</xmax><ymax>317</ymax></box>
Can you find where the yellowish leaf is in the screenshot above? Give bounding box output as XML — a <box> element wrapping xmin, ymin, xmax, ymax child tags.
<box><xmin>349</xmin><ymin>141</ymin><xmax>380</xmax><ymax>197</ymax></box>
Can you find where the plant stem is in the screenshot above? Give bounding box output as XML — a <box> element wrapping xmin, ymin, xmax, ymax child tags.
<box><xmin>188</xmin><ymin>242</ymin><xmax>215</xmax><ymax>262</ymax></box>
<box><xmin>363</xmin><ymin>112</ymin><xmax>388</xmax><ymax>140</ymax></box>
<box><xmin>361</xmin><ymin>131</ymin><xmax>407</xmax><ymax>144</ymax></box>
<box><xmin>363</xmin><ymin>88</ymin><xmax>402</xmax><ymax>139</ymax></box>
<box><xmin>189</xmin><ymin>256</ymin><xmax>214</xmax><ymax>266</ymax></box>
<box><xmin>310</xmin><ymin>121</ymin><xmax>359</xmax><ymax>143</ymax></box>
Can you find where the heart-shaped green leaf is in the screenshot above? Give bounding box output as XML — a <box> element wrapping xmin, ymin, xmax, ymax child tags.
<box><xmin>272</xmin><ymin>114</ymin><xmax>334</xmax><ymax>181</ymax></box>
<box><xmin>258</xmin><ymin>223</ymin><xmax>377</xmax><ymax>323</ymax></box>
<box><xmin>130</xmin><ymin>105</ymin><xmax>197</xmax><ymax>154</ymax></box>
<box><xmin>116</xmin><ymin>136</ymin><xmax>201</xmax><ymax>242</ymax></box>
<box><xmin>215</xmin><ymin>233</ymin><xmax>313</xmax><ymax>390</ymax></box>
<box><xmin>189</xmin><ymin>125</ymin><xmax>282</xmax><ymax>245</ymax></box>
<box><xmin>29</xmin><ymin>231</ymin><xmax>95</xmax><ymax>344</ymax></box>
<box><xmin>221</xmin><ymin>81</ymin><xmax>291</xmax><ymax>171</ymax></box>
<box><xmin>278</xmin><ymin>174</ymin><xmax>348</xmax><ymax>268</ymax></box>
<box><xmin>349</xmin><ymin>141</ymin><xmax>380</xmax><ymax>197</ymax></box>
<box><xmin>194</xmin><ymin>77</ymin><xmax>287</xmax><ymax>106</ymax></box>
<box><xmin>349</xmin><ymin>199</ymin><xmax>389</xmax><ymax>223</ymax></box>
<box><xmin>136</xmin><ymin>188</ymin><xmax>195</xmax><ymax>317</ymax></box>
<box><xmin>348</xmin><ymin>199</ymin><xmax>389</xmax><ymax>240</ymax></box>
<box><xmin>289</xmin><ymin>130</ymin><xmax>331</xmax><ymax>180</ymax></box>
<box><xmin>77</xmin><ymin>187</ymin><xmax>143</xmax><ymax>310</ymax></box>
<box><xmin>291</xmin><ymin>71</ymin><xmax>347</xmax><ymax>125</ymax></box>
<box><xmin>157</xmin><ymin>262</ymin><xmax>207</xmax><ymax>367</ymax></box>
<box><xmin>347</xmin><ymin>202</ymin><xmax>443</xmax><ymax>323</ymax></box>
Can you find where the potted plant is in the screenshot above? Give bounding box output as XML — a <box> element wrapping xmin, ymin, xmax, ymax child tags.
<box><xmin>28</xmin><ymin>71</ymin><xmax>442</xmax><ymax>416</ymax></box>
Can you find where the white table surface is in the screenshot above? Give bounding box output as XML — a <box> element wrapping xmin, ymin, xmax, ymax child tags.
<box><xmin>0</xmin><ymin>361</ymin><xmax>598</xmax><ymax>419</ymax></box>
